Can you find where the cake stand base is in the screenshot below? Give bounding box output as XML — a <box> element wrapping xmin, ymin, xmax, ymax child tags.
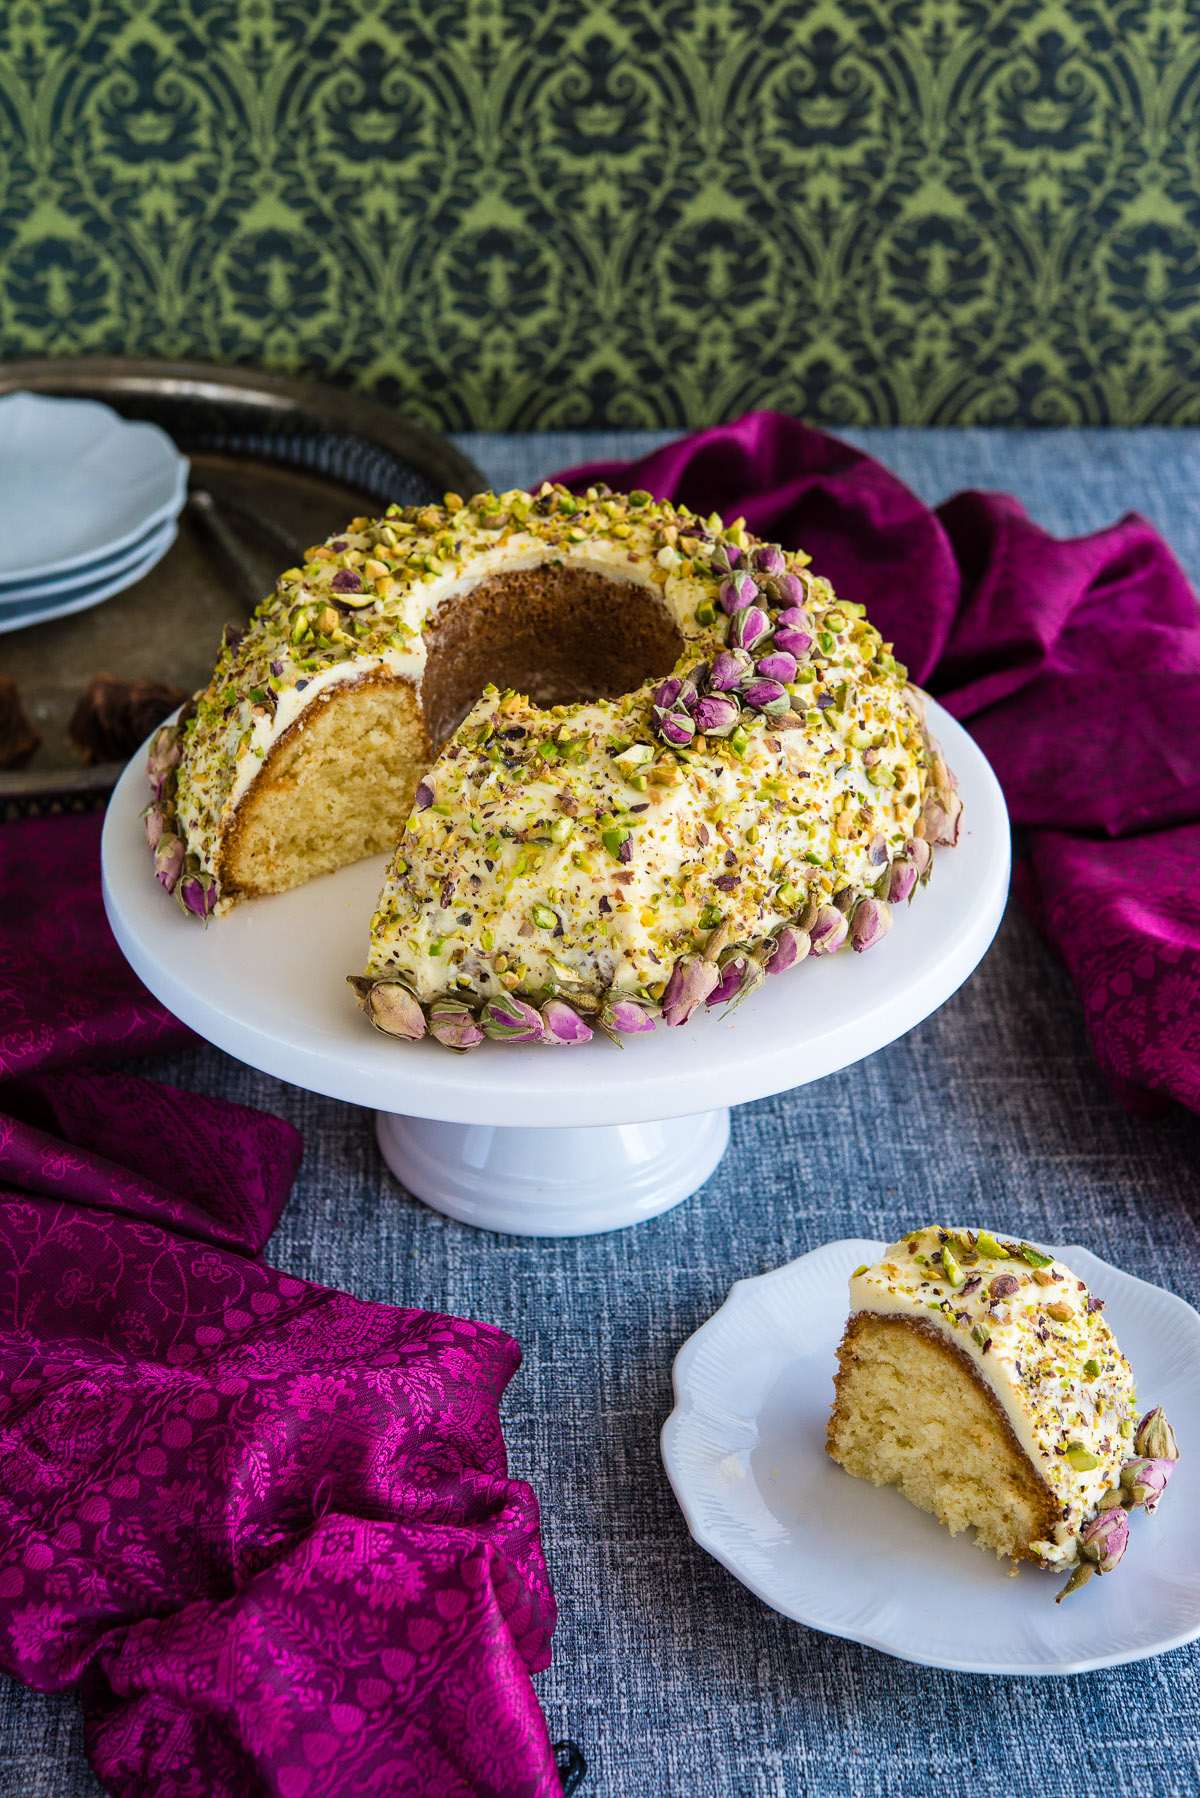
<box><xmin>375</xmin><ymin>1107</ymin><xmax>732</xmax><ymax>1236</ymax></box>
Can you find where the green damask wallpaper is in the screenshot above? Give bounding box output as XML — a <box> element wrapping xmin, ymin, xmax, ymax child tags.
<box><xmin>1</xmin><ymin>1</ymin><xmax>1198</xmax><ymax>428</ymax></box>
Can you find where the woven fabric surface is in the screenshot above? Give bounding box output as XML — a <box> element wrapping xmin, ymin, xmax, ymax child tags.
<box><xmin>4</xmin><ymin>429</ymin><xmax>1200</xmax><ymax>1798</ymax></box>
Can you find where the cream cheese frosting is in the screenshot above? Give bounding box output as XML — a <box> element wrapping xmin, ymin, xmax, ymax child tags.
<box><xmin>850</xmin><ymin>1226</ymin><xmax>1139</xmax><ymax>1566</ymax></box>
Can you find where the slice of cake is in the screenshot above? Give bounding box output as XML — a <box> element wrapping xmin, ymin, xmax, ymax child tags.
<box><xmin>826</xmin><ymin>1226</ymin><xmax>1178</xmax><ymax>1596</ymax></box>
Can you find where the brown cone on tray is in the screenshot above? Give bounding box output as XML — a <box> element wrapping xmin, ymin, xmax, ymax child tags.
<box><xmin>69</xmin><ymin>674</ymin><xmax>189</xmax><ymax>766</ymax></box>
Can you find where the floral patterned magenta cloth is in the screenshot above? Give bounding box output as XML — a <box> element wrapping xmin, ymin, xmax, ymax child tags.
<box><xmin>0</xmin><ymin>814</ymin><xmax>560</xmax><ymax>1797</ymax></box>
<box><xmin>556</xmin><ymin>413</ymin><xmax>1200</xmax><ymax>1120</ymax></box>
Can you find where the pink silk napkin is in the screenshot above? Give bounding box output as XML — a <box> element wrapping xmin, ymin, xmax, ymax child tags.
<box><xmin>553</xmin><ymin>414</ymin><xmax>1200</xmax><ymax>1120</ymax></box>
<box><xmin>0</xmin><ymin>812</ymin><xmax>560</xmax><ymax>1797</ymax></box>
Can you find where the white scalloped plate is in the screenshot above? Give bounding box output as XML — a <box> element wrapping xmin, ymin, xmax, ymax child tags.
<box><xmin>661</xmin><ymin>1238</ymin><xmax>1200</xmax><ymax>1674</ymax></box>
<box><xmin>0</xmin><ymin>391</ymin><xmax>186</xmax><ymax>583</ymax></box>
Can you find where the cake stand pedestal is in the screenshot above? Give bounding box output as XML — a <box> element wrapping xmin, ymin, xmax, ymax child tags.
<box><xmin>102</xmin><ymin>700</ymin><xmax>1009</xmax><ymax>1237</ymax></box>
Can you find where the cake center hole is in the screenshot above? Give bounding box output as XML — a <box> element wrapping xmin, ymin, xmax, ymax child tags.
<box><xmin>421</xmin><ymin>563</ymin><xmax>685</xmax><ymax>747</ymax></box>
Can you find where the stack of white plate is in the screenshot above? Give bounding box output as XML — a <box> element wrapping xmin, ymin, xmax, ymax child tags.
<box><xmin>0</xmin><ymin>391</ymin><xmax>188</xmax><ymax>636</ymax></box>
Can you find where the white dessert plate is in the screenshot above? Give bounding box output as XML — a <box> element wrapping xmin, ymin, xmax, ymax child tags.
<box><xmin>662</xmin><ymin>1237</ymin><xmax>1200</xmax><ymax>1675</ymax></box>
<box><xmin>0</xmin><ymin>510</ymin><xmax>175</xmax><ymax>604</ymax></box>
<box><xmin>0</xmin><ymin>392</ymin><xmax>187</xmax><ymax>584</ymax></box>
<box><xmin>0</xmin><ymin>518</ymin><xmax>177</xmax><ymax>635</ymax></box>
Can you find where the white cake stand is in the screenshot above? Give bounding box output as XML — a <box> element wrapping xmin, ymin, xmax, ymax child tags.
<box><xmin>102</xmin><ymin>700</ymin><xmax>1009</xmax><ymax>1236</ymax></box>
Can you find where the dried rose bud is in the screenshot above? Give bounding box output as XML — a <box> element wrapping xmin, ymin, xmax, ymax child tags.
<box><xmin>707</xmin><ymin>648</ymin><xmax>754</xmax><ymax>692</ymax></box>
<box><xmin>711</xmin><ymin>542</ymin><xmax>741</xmax><ymax>573</ymax></box>
<box><xmin>888</xmin><ymin>859</ymin><xmax>918</xmax><ymax>904</ymax></box>
<box><xmin>753</xmin><ymin>544</ymin><xmax>786</xmax><ymax>576</ymax></box>
<box><xmin>1134</xmin><ymin>1405</ymin><xmax>1179</xmax><ymax>1462</ymax></box>
<box><xmin>775</xmin><ymin>571</ymin><xmax>807</xmax><ymax>607</ymax></box>
<box><xmin>142</xmin><ymin>803</ymin><xmax>167</xmax><ymax>851</ymax></box>
<box><xmin>658</xmin><ymin>709</ymin><xmax>696</xmax><ymax>747</ymax></box>
<box><xmin>692</xmin><ymin>693</ymin><xmax>741</xmax><ymax>738</ymax></box>
<box><xmin>907</xmin><ymin>836</ymin><xmax>934</xmax><ymax>882</ymax></box>
<box><xmin>661</xmin><ymin>957</ymin><xmax>720</xmax><ymax>1027</ymax></box>
<box><xmin>427</xmin><ymin>998</ymin><xmax>484</xmax><ymax>1052</ymax></box>
<box><xmin>729</xmin><ymin>605</ymin><xmax>772</xmax><ymax>652</ymax></box>
<box><xmin>177</xmin><ymin>870</ymin><xmax>218</xmax><ymax>921</ymax></box>
<box><xmin>540</xmin><ymin>998</ymin><xmax>593</xmax><ymax>1045</ymax></box>
<box><xmin>809</xmin><ymin>904</ymin><xmax>849</xmax><ymax>955</ymax></box>
<box><xmin>719</xmin><ymin>572</ymin><xmax>758</xmax><ymax>614</ymax></box>
<box><xmin>766</xmin><ymin>925</ymin><xmax>810</xmax><ymax>975</ymax></box>
<box><xmin>652</xmin><ymin>676</ymin><xmax>683</xmax><ymax>713</ymax></box>
<box><xmin>600</xmin><ymin>995</ymin><xmax>657</xmax><ymax>1035</ymax></box>
<box><xmin>850</xmin><ymin>897</ymin><xmax>892</xmax><ymax>953</ymax></box>
<box><xmin>755</xmin><ymin>650</ymin><xmax>797</xmax><ymax>684</ymax></box>
<box><xmin>1079</xmin><ymin>1503</ymin><xmax>1129</xmax><ymax>1573</ymax></box>
<box><xmin>363</xmin><ymin>981</ymin><xmax>426</xmax><ymax>1041</ymax></box>
<box><xmin>481</xmin><ymin>995</ymin><xmax>544</xmax><ymax>1042</ymax></box>
<box><xmin>772</xmin><ymin>626</ymin><xmax>813</xmax><ymax>659</ymax></box>
<box><xmin>1119</xmin><ymin>1456</ymin><xmax>1175</xmax><ymax>1514</ymax></box>
<box><xmin>741</xmin><ymin>677</ymin><xmax>790</xmax><ymax>715</ymax></box>
<box><xmin>923</xmin><ymin>788</ymin><xmax>963</xmax><ymax>846</ymax></box>
<box><xmin>153</xmin><ymin>833</ymin><xmax>185</xmax><ymax>894</ymax></box>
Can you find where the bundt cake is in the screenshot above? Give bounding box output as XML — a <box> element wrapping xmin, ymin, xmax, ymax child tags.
<box><xmin>144</xmin><ymin>485</ymin><xmax>964</xmax><ymax>1049</ymax></box>
<box><xmin>826</xmin><ymin>1227</ymin><xmax>1179</xmax><ymax>1599</ymax></box>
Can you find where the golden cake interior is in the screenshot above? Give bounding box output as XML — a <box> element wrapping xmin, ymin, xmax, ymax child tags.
<box><xmin>826</xmin><ymin>1312</ymin><xmax>1060</xmax><ymax>1563</ymax></box>
<box><xmin>218</xmin><ymin>563</ymin><xmax>684</xmax><ymax>901</ymax></box>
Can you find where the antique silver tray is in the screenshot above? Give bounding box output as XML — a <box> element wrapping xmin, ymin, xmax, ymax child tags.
<box><xmin>0</xmin><ymin>359</ymin><xmax>483</xmax><ymax>817</ymax></box>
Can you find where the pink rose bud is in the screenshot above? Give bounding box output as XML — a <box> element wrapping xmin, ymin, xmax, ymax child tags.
<box><xmin>907</xmin><ymin>837</ymin><xmax>933</xmax><ymax>880</ymax></box>
<box><xmin>692</xmin><ymin>694</ymin><xmax>741</xmax><ymax>738</ymax></box>
<box><xmin>1079</xmin><ymin>1503</ymin><xmax>1129</xmax><ymax>1574</ymax></box>
<box><xmin>923</xmin><ymin>788</ymin><xmax>963</xmax><ymax>845</ymax></box>
<box><xmin>706</xmin><ymin>954</ymin><xmax>764</xmax><ymax>1010</ymax></box>
<box><xmin>428</xmin><ymin>999</ymin><xmax>484</xmax><ymax>1052</ymax></box>
<box><xmin>755</xmin><ymin>650</ymin><xmax>797</xmax><ymax>684</ymax></box>
<box><xmin>809</xmin><ymin>904</ymin><xmax>849</xmax><ymax>955</ymax></box>
<box><xmin>153</xmin><ymin>833</ymin><xmax>185</xmax><ymax>895</ymax></box>
<box><xmin>1120</xmin><ymin>1456</ymin><xmax>1175</xmax><ymax>1514</ymax></box>
<box><xmin>888</xmin><ymin>859</ymin><xmax>918</xmax><ymax>904</ymax></box>
<box><xmin>766</xmin><ymin>925</ymin><xmax>810</xmax><ymax>975</ymax></box>
<box><xmin>658</xmin><ymin>709</ymin><xmax>696</xmax><ymax>747</ymax></box>
<box><xmin>652</xmin><ymin>676</ymin><xmax>683</xmax><ymax>713</ymax></box>
<box><xmin>142</xmin><ymin>804</ymin><xmax>167</xmax><ymax>850</ymax></box>
<box><xmin>776</xmin><ymin>605</ymin><xmax>812</xmax><ymax>631</ymax></box>
<box><xmin>775</xmin><ymin>571</ymin><xmax>807</xmax><ymax>607</ymax></box>
<box><xmin>365</xmin><ymin>981</ymin><xmax>427</xmax><ymax>1040</ymax></box>
<box><xmin>601</xmin><ymin>996</ymin><xmax>657</xmax><ymax>1035</ymax></box>
<box><xmin>481</xmin><ymin>995</ymin><xmax>544</xmax><ymax>1042</ymax></box>
<box><xmin>707</xmin><ymin>648</ymin><xmax>754</xmax><ymax>691</ymax></box>
<box><xmin>540</xmin><ymin>998</ymin><xmax>593</xmax><ymax>1045</ymax></box>
<box><xmin>729</xmin><ymin>605</ymin><xmax>772</xmax><ymax>652</ymax></box>
<box><xmin>754</xmin><ymin>544</ymin><xmax>786</xmax><ymax>576</ymax></box>
<box><xmin>177</xmin><ymin>870</ymin><xmax>219</xmax><ymax>921</ymax></box>
<box><xmin>661</xmin><ymin>957</ymin><xmax>720</xmax><ymax>1026</ymax></box>
<box><xmin>850</xmin><ymin>897</ymin><xmax>893</xmax><ymax>953</ymax></box>
<box><xmin>773</xmin><ymin>626</ymin><xmax>813</xmax><ymax>659</ymax></box>
<box><xmin>741</xmin><ymin>678</ymin><xmax>790</xmax><ymax>716</ymax></box>
<box><xmin>719</xmin><ymin>572</ymin><xmax>758</xmax><ymax>614</ymax></box>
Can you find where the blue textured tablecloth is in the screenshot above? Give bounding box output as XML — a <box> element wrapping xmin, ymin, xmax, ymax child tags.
<box><xmin>6</xmin><ymin>430</ymin><xmax>1200</xmax><ymax>1798</ymax></box>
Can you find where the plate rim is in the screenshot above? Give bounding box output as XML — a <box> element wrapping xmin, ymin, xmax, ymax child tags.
<box><xmin>0</xmin><ymin>519</ymin><xmax>178</xmax><ymax>637</ymax></box>
<box><xmin>661</xmin><ymin>1235</ymin><xmax>1200</xmax><ymax>1676</ymax></box>
<box><xmin>0</xmin><ymin>391</ymin><xmax>188</xmax><ymax>584</ymax></box>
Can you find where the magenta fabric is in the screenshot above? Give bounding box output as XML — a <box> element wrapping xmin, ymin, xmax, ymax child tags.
<box><xmin>0</xmin><ymin>813</ymin><xmax>560</xmax><ymax>1796</ymax></box>
<box><xmin>555</xmin><ymin>412</ymin><xmax>1200</xmax><ymax>1119</ymax></box>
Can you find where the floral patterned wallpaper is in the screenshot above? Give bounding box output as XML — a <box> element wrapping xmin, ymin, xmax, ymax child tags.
<box><xmin>1</xmin><ymin>0</ymin><xmax>1197</xmax><ymax>428</ymax></box>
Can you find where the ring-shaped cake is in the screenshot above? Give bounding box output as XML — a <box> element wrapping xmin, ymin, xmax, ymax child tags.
<box><xmin>144</xmin><ymin>485</ymin><xmax>962</xmax><ymax>1050</ymax></box>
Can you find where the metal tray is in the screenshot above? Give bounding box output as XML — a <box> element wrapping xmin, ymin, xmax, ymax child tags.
<box><xmin>0</xmin><ymin>359</ymin><xmax>484</xmax><ymax>817</ymax></box>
